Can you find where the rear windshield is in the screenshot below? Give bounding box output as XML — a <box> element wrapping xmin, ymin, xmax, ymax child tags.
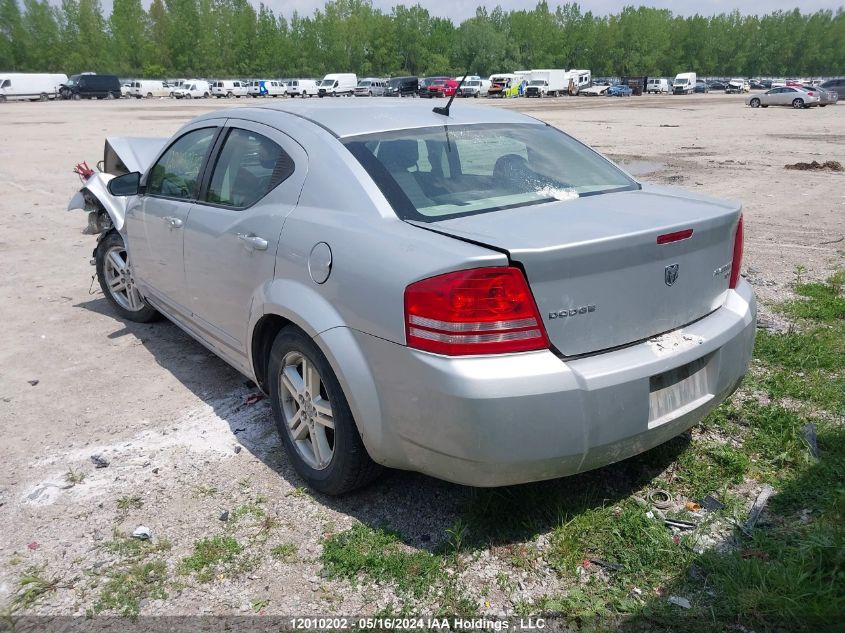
<box><xmin>343</xmin><ymin>123</ymin><xmax>638</xmax><ymax>222</ymax></box>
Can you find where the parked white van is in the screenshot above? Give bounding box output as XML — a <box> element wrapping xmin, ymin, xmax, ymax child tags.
<box><xmin>318</xmin><ymin>73</ymin><xmax>357</xmax><ymax>97</ymax></box>
<box><xmin>286</xmin><ymin>79</ymin><xmax>318</xmax><ymax>97</ymax></box>
<box><xmin>673</xmin><ymin>72</ymin><xmax>697</xmax><ymax>94</ymax></box>
<box><xmin>211</xmin><ymin>80</ymin><xmax>248</xmax><ymax>98</ymax></box>
<box><xmin>647</xmin><ymin>78</ymin><xmax>670</xmax><ymax>93</ymax></box>
<box><xmin>130</xmin><ymin>80</ymin><xmax>169</xmax><ymax>99</ymax></box>
<box><xmin>0</xmin><ymin>73</ymin><xmax>68</xmax><ymax>102</ymax></box>
<box><xmin>172</xmin><ymin>80</ymin><xmax>211</xmax><ymax>99</ymax></box>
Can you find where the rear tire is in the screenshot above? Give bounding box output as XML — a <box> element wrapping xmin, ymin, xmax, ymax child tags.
<box><xmin>268</xmin><ymin>327</ymin><xmax>382</xmax><ymax>495</ymax></box>
<box><xmin>95</xmin><ymin>231</ymin><xmax>159</xmax><ymax>323</ymax></box>
<box><xmin>39</xmin><ymin>93</ymin><xmax>48</xmax><ymax>102</ymax></box>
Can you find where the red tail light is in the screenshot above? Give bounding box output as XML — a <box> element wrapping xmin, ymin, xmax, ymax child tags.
<box><xmin>657</xmin><ymin>228</ymin><xmax>694</xmax><ymax>244</ymax></box>
<box><xmin>729</xmin><ymin>215</ymin><xmax>744</xmax><ymax>289</ymax></box>
<box><xmin>404</xmin><ymin>267</ymin><xmax>549</xmax><ymax>356</ymax></box>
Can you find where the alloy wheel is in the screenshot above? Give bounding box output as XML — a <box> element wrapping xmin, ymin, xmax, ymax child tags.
<box><xmin>279</xmin><ymin>351</ymin><xmax>335</xmax><ymax>470</ymax></box>
<box><xmin>103</xmin><ymin>244</ymin><xmax>145</xmax><ymax>312</ymax></box>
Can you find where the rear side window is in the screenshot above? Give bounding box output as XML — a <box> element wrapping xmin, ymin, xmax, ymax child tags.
<box><xmin>205</xmin><ymin>128</ymin><xmax>294</xmax><ymax>209</ymax></box>
<box><xmin>147</xmin><ymin>127</ymin><xmax>216</xmax><ymax>199</ymax></box>
<box><xmin>344</xmin><ymin>123</ymin><xmax>637</xmax><ymax>221</ymax></box>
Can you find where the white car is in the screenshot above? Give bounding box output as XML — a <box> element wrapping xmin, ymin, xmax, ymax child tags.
<box><xmin>580</xmin><ymin>84</ymin><xmax>610</xmax><ymax>96</ymax></box>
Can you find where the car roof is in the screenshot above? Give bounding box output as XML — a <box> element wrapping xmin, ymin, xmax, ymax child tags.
<box><xmin>194</xmin><ymin>100</ymin><xmax>541</xmax><ymax>138</ymax></box>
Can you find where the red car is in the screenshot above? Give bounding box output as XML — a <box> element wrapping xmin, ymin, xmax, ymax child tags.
<box><xmin>427</xmin><ymin>79</ymin><xmax>459</xmax><ymax>97</ymax></box>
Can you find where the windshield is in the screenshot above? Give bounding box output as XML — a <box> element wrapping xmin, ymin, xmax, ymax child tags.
<box><xmin>676</xmin><ymin>78</ymin><xmax>689</xmax><ymax>85</ymax></box>
<box><xmin>343</xmin><ymin>123</ymin><xmax>638</xmax><ymax>222</ymax></box>
<box><xmin>320</xmin><ymin>79</ymin><xmax>334</xmax><ymax>86</ymax></box>
<box><xmin>358</xmin><ymin>81</ymin><xmax>371</xmax><ymax>87</ymax></box>
<box><xmin>529</xmin><ymin>80</ymin><xmax>545</xmax><ymax>86</ymax></box>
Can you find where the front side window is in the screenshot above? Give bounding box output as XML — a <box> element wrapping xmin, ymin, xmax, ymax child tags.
<box><xmin>147</xmin><ymin>127</ymin><xmax>216</xmax><ymax>199</ymax></box>
<box><xmin>205</xmin><ymin>128</ymin><xmax>294</xmax><ymax>208</ymax></box>
<box><xmin>344</xmin><ymin>123</ymin><xmax>637</xmax><ymax>221</ymax></box>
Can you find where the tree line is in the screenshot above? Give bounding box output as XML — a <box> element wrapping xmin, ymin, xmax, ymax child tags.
<box><xmin>1</xmin><ymin>0</ymin><xmax>843</xmax><ymax>79</ymax></box>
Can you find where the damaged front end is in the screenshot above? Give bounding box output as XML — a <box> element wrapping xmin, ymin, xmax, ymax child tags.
<box><xmin>67</xmin><ymin>137</ymin><xmax>167</xmax><ymax>236</ymax></box>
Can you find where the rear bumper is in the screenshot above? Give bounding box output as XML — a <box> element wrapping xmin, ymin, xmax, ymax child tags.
<box><xmin>324</xmin><ymin>280</ymin><xmax>756</xmax><ymax>487</ymax></box>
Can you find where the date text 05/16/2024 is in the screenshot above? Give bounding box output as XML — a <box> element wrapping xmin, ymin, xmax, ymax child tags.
<box><xmin>289</xmin><ymin>617</ymin><xmax>548</xmax><ymax>630</ymax></box>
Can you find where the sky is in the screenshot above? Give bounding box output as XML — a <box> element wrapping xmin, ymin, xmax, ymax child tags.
<box><xmin>260</xmin><ymin>0</ymin><xmax>841</xmax><ymax>22</ymax></box>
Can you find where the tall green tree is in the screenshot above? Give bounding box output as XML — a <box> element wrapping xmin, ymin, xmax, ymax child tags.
<box><xmin>109</xmin><ymin>0</ymin><xmax>146</xmax><ymax>74</ymax></box>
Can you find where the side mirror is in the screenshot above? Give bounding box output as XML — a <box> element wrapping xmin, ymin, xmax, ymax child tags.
<box><xmin>108</xmin><ymin>171</ymin><xmax>141</xmax><ymax>196</ymax></box>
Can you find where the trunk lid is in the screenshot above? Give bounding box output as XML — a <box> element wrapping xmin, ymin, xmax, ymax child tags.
<box><xmin>413</xmin><ymin>186</ymin><xmax>741</xmax><ymax>357</ymax></box>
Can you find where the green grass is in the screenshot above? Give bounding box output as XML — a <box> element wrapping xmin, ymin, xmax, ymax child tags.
<box><xmin>4</xmin><ymin>567</ymin><xmax>61</xmax><ymax>614</ymax></box>
<box><xmin>180</xmin><ymin>536</ymin><xmax>243</xmax><ymax>583</ymax></box>
<box><xmin>321</xmin><ymin>524</ymin><xmax>441</xmax><ymax>597</ymax></box>
<box><xmin>93</xmin><ymin>561</ymin><xmax>167</xmax><ymax>621</ymax></box>
<box><xmin>88</xmin><ymin>531</ymin><xmax>172</xmax><ymax>620</ymax></box>
<box><xmin>270</xmin><ymin>543</ymin><xmax>298</xmax><ymax>561</ymax></box>
<box><xmin>64</xmin><ymin>469</ymin><xmax>85</xmax><ymax>485</ymax></box>
<box><xmin>116</xmin><ymin>495</ymin><xmax>144</xmax><ymax>511</ymax></box>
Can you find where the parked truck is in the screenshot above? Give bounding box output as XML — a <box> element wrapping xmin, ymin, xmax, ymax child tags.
<box><xmin>0</xmin><ymin>73</ymin><xmax>68</xmax><ymax>101</ymax></box>
<box><xmin>525</xmin><ymin>69</ymin><xmax>567</xmax><ymax>97</ymax></box>
<box><xmin>673</xmin><ymin>72</ymin><xmax>697</xmax><ymax>94</ymax></box>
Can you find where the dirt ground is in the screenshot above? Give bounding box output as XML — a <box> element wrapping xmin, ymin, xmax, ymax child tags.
<box><xmin>0</xmin><ymin>93</ymin><xmax>843</xmax><ymax>617</ymax></box>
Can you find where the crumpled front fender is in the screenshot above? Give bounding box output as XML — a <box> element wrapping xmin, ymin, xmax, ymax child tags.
<box><xmin>67</xmin><ymin>173</ymin><xmax>127</xmax><ymax>232</ymax></box>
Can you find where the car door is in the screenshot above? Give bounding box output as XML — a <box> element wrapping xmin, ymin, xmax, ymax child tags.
<box><xmin>182</xmin><ymin>120</ymin><xmax>307</xmax><ymax>365</ymax></box>
<box><xmin>126</xmin><ymin>122</ymin><xmax>222</xmax><ymax>317</ymax></box>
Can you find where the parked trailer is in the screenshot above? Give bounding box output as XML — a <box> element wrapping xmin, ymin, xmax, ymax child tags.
<box><xmin>0</xmin><ymin>73</ymin><xmax>68</xmax><ymax>102</ymax></box>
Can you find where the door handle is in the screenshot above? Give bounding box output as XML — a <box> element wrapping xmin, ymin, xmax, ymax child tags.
<box><xmin>237</xmin><ymin>233</ymin><xmax>268</xmax><ymax>251</ymax></box>
<box><xmin>163</xmin><ymin>216</ymin><xmax>183</xmax><ymax>228</ymax></box>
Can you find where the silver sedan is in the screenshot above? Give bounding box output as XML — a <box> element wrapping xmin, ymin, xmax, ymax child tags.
<box><xmin>69</xmin><ymin>100</ymin><xmax>755</xmax><ymax>494</ymax></box>
<box><xmin>747</xmin><ymin>86</ymin><xmax>821</xmax><ymax>108</ymax></box>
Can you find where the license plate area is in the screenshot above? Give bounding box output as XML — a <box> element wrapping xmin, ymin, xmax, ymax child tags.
<box><xmin>648</xmin><ymin>353</ymin><xmax>714</xmax><ymax>427</ymax></box>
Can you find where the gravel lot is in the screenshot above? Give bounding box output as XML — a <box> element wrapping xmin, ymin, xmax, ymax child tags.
<box><xmin>0</xmin><ymin>94</ymin><xmax>843</xmax><ymax>618</ymax></box>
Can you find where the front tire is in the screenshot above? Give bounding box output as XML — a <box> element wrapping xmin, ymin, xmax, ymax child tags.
<box><xmin>792</xmin><ymin>98</ymin><xmax>804</xmax><ymax>109</ymax></box>
<box><xmin>750</xmin><ymin>98</ymin><xmax>761</xmax><ymax>108</ymax></box>
<box><xmin>95</xmin><ymin>231</ymin><xmax>159</xmax><ymax>323</ymax></box>
<box><xmin>268</xmin><ymin>327</ymin><xmax>381</xmax><ymax>495</ymax></box>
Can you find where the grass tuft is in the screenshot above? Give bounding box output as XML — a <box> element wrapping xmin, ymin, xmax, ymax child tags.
<box><xmin>180</xmin><ymin>536</ymin><xmax>242</xmax><ymax>583</ymax></box>
<box><xmin>321</xmin><ymin>524</ymin><xmax>441</xmax><ymax>597</ymax></box>
<box><xmin>94</xmin><ymin>561</ymin><xmax>167</xmax><ymax>621</ymax></box>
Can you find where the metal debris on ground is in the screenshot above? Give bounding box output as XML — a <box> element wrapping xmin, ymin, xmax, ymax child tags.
<box><xmin>28</xmin><ymin>380</ymin><xmax>39</xmax><ymax>386</ymax></box>
<box><xmin>784</xmin><ymin>160</ymin><xmax>843</xmax><ymax>172</ymax></box>
<box><xmin>803</xmin><ymin>423</ymin><xmax>819</xmax><ymax>458</ymax></box>
<box><xmin>589</xmin><ymin>558</ymin><xmax>623</xmax><ymax>571</ymax></box>
<box><xmin>131</xmin><ymin>526</ymin><xmax>152</xmax><ymax>540</ymax></box>
<box><xmin>647</xmin><ymin>489</ymin><xmax>673</xmax><ymax>509</ymax></box>
<box><xmin>668</xmin><ymin>596</ymin><xmax>692</xmax><ymax>609</ymax></box>
<box><xmin>744</xmin><ymin>485</ymin><xmax>774</xmax><ymax>532</ymax></box>
<box><xmin>90</xmin><ymin>454</ymin><xmax>110</xmax><ymax>469</ymax></box>
<box><xmin>701</xmin><ymin>495</ymin><xmax>725</xmax><ymax>511</ymax></box>
<box><xmin>664</xmin><ymin>518</ymin><xmax>697</xmax><ymax>530</ymax></box>
<box><xmin>219</xmin><ymin>510</ymin><xmax>229</xmax><ymax>522</ymax></box>
<box><xmin>685</xmin><ymin>501</ymin><xmax>702</xmax><ymax>512</ymax></box>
